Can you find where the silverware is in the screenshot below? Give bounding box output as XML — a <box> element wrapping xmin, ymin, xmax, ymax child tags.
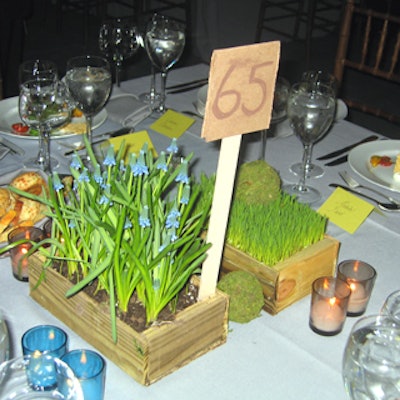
<box><xmin>339</xmin><ymin>171</ymin><xmax>400</xmax><ymax>205</ymax></box>
<box><xmin>167</xmin><ymin>80</ymin><xmax>208</xmax><ymax>94</ymax></box>
<box><xmin>325</xmin><ymin>154</ymin><xmax>348</xmax><ymax>166</ymax></box>
<box><xmin>317</xmin><ymin>135</ymin><xmax>379</xmax><ymax>161</ymax></box>
<box><xmin>166</xmin><ymin>78</ymin><xmax>208</xmax><ymax>90</ymax></box>
<box><xmin>0</xmin><ymin>137</ymin><xmax>25</xmax><ymax>155</ymax></box>
<box><xmin>64</xmin><ymin>127</ymin><xmax>134</xmax><ymax>156</ymax></box>
<box><xmin>329</xmin><ymin>184</ymin><xmax>400</xmax><ymax>212</ymax></box>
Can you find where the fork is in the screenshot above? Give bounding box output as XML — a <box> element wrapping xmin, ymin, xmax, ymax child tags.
<box><xmin>339</xmin><ymin>171</ymin><xmax>400</xmax><ymax>205</ymax></box>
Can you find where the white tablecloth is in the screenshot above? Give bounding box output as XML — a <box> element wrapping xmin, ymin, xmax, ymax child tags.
<box><xmin>1</xmin><ymin>64</ymin><xmax>400</xmax><ymax>400</ymax></box>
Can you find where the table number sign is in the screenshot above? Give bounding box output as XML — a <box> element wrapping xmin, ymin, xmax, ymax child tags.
<box><xmin>199</xmin><ymin>42</ymin><xmax>280</xmax><ymax>300</ymax></box>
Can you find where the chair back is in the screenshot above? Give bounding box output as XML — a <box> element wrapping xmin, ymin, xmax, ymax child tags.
<box><xmin>334</xmin><ymin>0</ymin><xmax>400</xmax><ymax>123</ymax></box>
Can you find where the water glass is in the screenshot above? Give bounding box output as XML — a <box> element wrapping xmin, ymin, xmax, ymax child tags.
<box><xmin>343</xmin><ymin>315</ymin><xmax>400</xmax><ymax>399</ymax></box>
<box><xmin>381</xmin><ymin>289</ymin><xmax>400</xmax><ymax>325</ymax></box>
<box><xmin>0</xmin><ymin>311</ymin><xmax>10</xmax><ymax>364</ymax></box>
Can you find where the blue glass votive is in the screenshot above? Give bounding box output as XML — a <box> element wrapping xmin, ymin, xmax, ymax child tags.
<box><xmin>61</xmin><ymin>349</ymin><xmax>106</xmax><ymax>400</ymax></box>
<box><xmin>22</xmin><ymin>325</ymin><xmax>68</xmax><ymax>358</ymax></box>
<box><xmin>26</xmin><ymin>352</ymin><xmax>59</xmax><ymax>390</ymax></box>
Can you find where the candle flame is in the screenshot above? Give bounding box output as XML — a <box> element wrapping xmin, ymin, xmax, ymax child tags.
<box><xmin>25</xmin><ymin>231</ymin><xmax>31</xmax><ymax>240</ymax></box>
<box><xmin>49</xmin><ymin>329</ymin><xmax>55</xmax><ymax>340</ymax></box>
<box><xmin>323</xmin><ymin>278</ymin><xmax>330</xmax><ymax>290</ymax></box>
<box><xmin>21</xmin><ymin>247</ymin><xmax>28</xmax><ymax>255</ymax></box>
<box><xmin>349</xmin><ymin>282</ymin><xmax>356</xmax><ymax>292</ymax></box>
<box><xmin>80</xmin><ymin>350</ymin><xmax>87</xmax><ymax>365</ymax></box>
<box><xmin>354</xmin><ymin>260</ymin><xmax>360</xmax><ymax>273</ymax></box>
<box><xmin>329</xmin><ymin>297</ymin><xmax>336</xmax><ymax>307</ymax></box>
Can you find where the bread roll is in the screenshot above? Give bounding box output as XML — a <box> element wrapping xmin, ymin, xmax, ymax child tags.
<box><xmin>10</xmin><ymin>172</ymin><xmax>47</xmax><ymax>195</ymax></box>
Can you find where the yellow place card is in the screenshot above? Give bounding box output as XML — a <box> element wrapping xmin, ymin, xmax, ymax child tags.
<box><xmin>318</xmin><ymin>187</ymin><xmax>375</xmax><ymax>234</ymax></box>
<box><xmin>150</xmin><ymin>109</ymin><xmax>195</xmax><ymax>138</ymax></box>
<box><xmin>106</xmin><ymin>130</ymin><xmax>157</xmax><ymax>160</ymax></box>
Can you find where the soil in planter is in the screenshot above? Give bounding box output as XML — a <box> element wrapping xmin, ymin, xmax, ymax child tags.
<box><xmin>61</xmin><ymin>265</ymin><xmax>199</xmax><ymax>333</ymax></box>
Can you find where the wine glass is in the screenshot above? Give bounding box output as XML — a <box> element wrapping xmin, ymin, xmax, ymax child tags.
<box><xmin>144</xmin><ymin>14</ymin><xmax>186</xmax><ymax>113</ymax></box>
<box><xmin>290</xmin><ymin>70</ymin><xmax>338</xmax><ymax>178</ymax></box>
<box><xmin>19</xmin><ymin>78</ymin><xmax>71</xmax><ymax>174</ymax></box>
<box><xmin>381</xmin><ymin>290</ymin><xmax>400</xmax><ymax>325</ymax></box>
<box><xmin>99</xmin><ymin>16</ymin><xmax>141</xmax><ymax>87</ymax></box>
<box><xmin>19</xmin><ymin>59</ymin><xmax>58</xmax><ymax>85</ymax></box>
<box><xmin>282</xmin><ymin>82</ymin><xmax>336</xmax><ymax>203</ymax></box>
<box><xmin>343</xmin><ymin>315</ymin><xmax>400</xmax><ymax>399</ymax></box>
<box><xmin>0</xmin><ymin>310</ymin><xmax>10</xmax><ymax>364</ymax></box>
<box><xmin>259</xmin><ymin>76</ymin><xmax>290</xmax><ymax>160</ymax></box>
<box><xmin>65</xmin><ymin>55</ymin><xmax>112</xmax><ymax>154</ymax></box>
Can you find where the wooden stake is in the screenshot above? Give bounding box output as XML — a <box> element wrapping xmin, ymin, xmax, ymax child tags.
<box><xmin>198</xmin><ymin>134</ymin><xmax>242</xmax><ymax>300</ymax></box>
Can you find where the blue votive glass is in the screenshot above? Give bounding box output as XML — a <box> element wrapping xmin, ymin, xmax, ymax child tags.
<box><xmin>22</xmin><ymin>325</ymin><xmax>68</xmax><ymax>358</ymax></box>
<box><xmin>61</xmin><ymin>349</ymin><xmax>106</xmax><ymax>400</ymax></box>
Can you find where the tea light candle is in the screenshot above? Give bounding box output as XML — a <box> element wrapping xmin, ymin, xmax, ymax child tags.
<box><xmin>61</xmin><ymin>349</ymin><xmax>106</xmax><ymax>400</ymax></box>
<box><xmin>8</xmin><ymin>227</ymin><xmax>44</xmax><ymax>281</ymax></box>
<box><xmin>337</xmin><ymin>260</ymin><xmax>377</xmax><ymax>317</ymax></box>
<box><xmin>22</xmin><ymin>325</ymin><xmax>68</xmax><ymax>358</ymax></box>
<box><xmin>309</xmin><ymin>276</ymin><xmax>351</xmax><ymax>336</ymax></box>
<box><xmin>26</xmin><ymin>351</ymin><xmax>58</xmax><ymax>390</ymax></box>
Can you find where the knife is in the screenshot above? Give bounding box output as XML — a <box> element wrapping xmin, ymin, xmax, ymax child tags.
<box><xmin>167</xmin><ymin>81</ymin><xmax>208</xmax><ymax>94</ymax></box>
<box><xmin>0</xmin><ymin>137</ymin><xmax>25</xmax><ymax>156</ymax></box>
<box><xmin>166</xmin><ymin>78</ymin><xmax>208</xmax><ymax>90</ymax></box>
<box><xmin>316</xmin><ymin>135</ymin><xmax>379</xmax><ymax>161</ymax></box>
<box><xmin>64</xmin><ymin>127</ymin><xmax>134</xmax><ymax>156</ymax></box>
<box><xmin>324</xmin><ymin>154</ymin><xmax>349</xmax><ymax>166</ymax></box>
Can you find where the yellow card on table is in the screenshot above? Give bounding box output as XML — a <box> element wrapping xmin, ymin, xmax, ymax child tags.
<box><xmin>318</xmin><ymin>187</ymin><xmax>375</xmax><ymax>234</ymax></box>
<box><xmin>150</xmin><ymin>109</ymin><xmax>195</xmax><ymax>138</ymax></box>
<box><xmin>107</xmin><ymin>130</ymin><xmax>157</xmax><ymax>160</ymax></box>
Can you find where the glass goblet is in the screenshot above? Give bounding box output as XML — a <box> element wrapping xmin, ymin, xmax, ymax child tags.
<box><xmin>19</xmin><ymin>59</ymin><xmax>58</xmax><ymax>85</ymax></box>
<box><xmin>65</xmin><ymin>55</ymin><xmax>112</xmax><ymax>155</ymax></box>
<box><xmin>259</xmin><ymin>76</ymin><xmax>290</xmax><ymax>160</ymax></box>
<box><xmin>19</xmin><ymin>78</ymin><xmax>70</xmax><ymax>173</ymax></box>
<box><xmin>144</xmin><ymin>14</ymin><xmax>185</xmax><ymax>113</ymax></box>
<box><xmin>99</xmin><ymin>16</ymin><xmax>141</xmax><ymax>87</ymax></box>
<box><xmin>290</xmin><ymin>70</ymin><xmax>338</xmax><ymax>178</ymax></box>
<box><xmin>282</xmin><ymin>82</ymin><xmax>336</xmax><ymax>203</ymax></box>
<box><xmin>343</xmin><ymin>315</ymin><xmax>400</xmax><ymax>400</ymax></box>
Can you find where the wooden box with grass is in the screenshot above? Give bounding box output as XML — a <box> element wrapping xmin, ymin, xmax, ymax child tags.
<box><xmin>28</xmin><ymin>256</ymin><xmax>229</xmax><ymax>386</ymax></box>
<box><xmin>221</xmin><ymin>160</ymin><xmax>340</xmax><ymax>314</ymax></box>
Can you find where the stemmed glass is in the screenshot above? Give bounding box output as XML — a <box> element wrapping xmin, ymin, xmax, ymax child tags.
<box><xmin>0</xmin><ymin>310</ymin><xmax>10</xmax><ymax>364</ymax></box>
<box><xmin>144</xmin><ymin>14</ymin><xmax>185</xmax><ymax>113</ymax></box>
<box><xmin>259</xmin><ymin>76</ymin><xmax>290</xmax><ymax>160</ymax></box>
<box><xmin>19</xmin><ymin>59</ymin><xmax>58</xmax><ymax>85</ymax></box>
<box><xmin>282</xmin><ymin>81</ymin><xmax>336</xmax><ymax>203</ymax></box>
<box><xmin>19</xmin><ymin>78</ymin><xmax>72</xmax><ymax>174</ymax></box>
<box><xmin>343</xmin><ymin>315</ymin><xmax>400</xmax><ymax>399</ymax></box>
<box><xmin>99</xmin><ymin>17</ymin><xmax>141</xmax><ymax>87</ymax></box>
<box><xmin>65</xmin><ymin>55</ymin><xmax>112</xmax><ymax>155</ymax></box>
<box><xmin>290</xmin><ymin>70</ymin><xmax>338</xmax><ymax>178</ymax></box>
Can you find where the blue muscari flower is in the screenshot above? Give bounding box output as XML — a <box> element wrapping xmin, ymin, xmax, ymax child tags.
<box><xmin>103</xmin><ymin>146</ymin><xmax>116</xmax><ymax>166</ymax></box>
<box><xmin>128</xmin><ymin>153</ymin><xmax>137</xmax><ymax>170</ymax></box>
<box><xmin>52</xmin><ymin>173</ymin><xmax>64</xmax><ymax>192</ymax></box>
<box><xmin>155</xmin><ymin>151</ymin><xmax>168</xmax><ymax>172</ymax></box>
<box><xmin>124</xmin><ymin>218</ymin><xmax>132</xmax><ymax>229</ymax></box>
<box><xmin>93</xmin><ymin>165</ymin><xmax>103</xmax><ymax>184</ymax></box>
<box><xmin>139</xmin><ymin>205</ymin><xmax>151</xmax><ymax>228</ymax></box>
<box><xmin>119</xmin><ymin>160</ymin><xmax>126</xmax><ymax>172</ymax></box>
<box><xmin>166</xmin><ymin>138</ymin><xmax>178</xmax><ymax>154</ymax></box>
<box><xmin>132</xmin><ymin>151</ymin><xmax>149</xmax><ymax>177</ymax></box>
<box><xmin>70</xmin><ymin>154</ymin><xmax>81</xmax><ymax>170</ymax></box>
<box><xmin>175</xmin><ymin>160</ymin><xmax>189</xmax><ymax>184</ymax></box>
<box><xmin>78</xmin><ymin>168</ymin><xmax>90</xmax><ymax>183</ymax></box>
<box><xmin>68</xmin><ymin>220</ymin><xmax>76</xmax><ymax>229</ymax></box>
<box><xmin>99</xmin><ymin>194</ymin><xmax>110</xmax><ymax>205</ymax></box>
<box><xmin>180</xmin><ymin>184</ymin><xmax>190</xmax><ymax>205</ymax></box>
<box><xmin>170</xmin><ymin>227</ymin><xmax>178</xmax><ymax>242</ymax></box>
<box><xmin>166</xmin><ymin>207</ymin><xmax>180</xmax><ymax>229</ymax></box>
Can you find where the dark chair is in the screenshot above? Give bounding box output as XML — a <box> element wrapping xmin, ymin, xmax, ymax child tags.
<box><xmin>333</xmin><ymin>0</ymin><xmax>400</xmax><ymax>124</ymax></box>
<box><xmin>255</xmin><ymin>0</ymin><xmax>343</xmax><ymax>66</ymax></box>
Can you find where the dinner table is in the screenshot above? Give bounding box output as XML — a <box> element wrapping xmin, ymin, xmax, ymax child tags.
<box><xmin>0</xmin><ymin>63</ymin><xmax>400</xmax><ymax>400</ymax></box>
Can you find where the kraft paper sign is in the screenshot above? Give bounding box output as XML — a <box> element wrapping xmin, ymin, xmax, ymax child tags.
<box><xmin>318</xmin><ymin>187</ymin><xmax>375</xmax><ymax>234</ymax></box>
<box><xmin>201</xmin><ymin>41</ymin><xmax>280</xmax><ymax>142</ymax></box>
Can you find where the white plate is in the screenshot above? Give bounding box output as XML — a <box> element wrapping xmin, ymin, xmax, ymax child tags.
<box><xmin>0</xmin><ymin>97</ymin><xmax>107</xmax><ymax>140</ymax></box>
<box><xmin>348</xmin><ymin>139</ymin><xmax>400</xmax><ymax>192</ymax></box>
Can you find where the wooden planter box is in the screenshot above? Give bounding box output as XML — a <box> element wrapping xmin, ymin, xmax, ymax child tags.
<box><xmin>221</xmin><ymin>236</ymin><xmax>340</xmax><ymax>315</ymax></box>
<box><xmin>28</xmin><ymin>256</ymin><xmax>229</xmax><ymax>386</ymax></box>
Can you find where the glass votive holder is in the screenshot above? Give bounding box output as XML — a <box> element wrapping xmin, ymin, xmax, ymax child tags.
<box><xmin>309</xmin><ymin>276</ymin><xmax>351</xmax><ymax>336</ymax></box>
<box><xmin>22</xmin><ymin>325</ymin><xmax>68</xmax><ymax>358</ymax></box>
<box><xmin>8</xmin><ymin>226</ymin><xmax>44</xmax><ymax>281</ymax></box>
<box><xmin>61</xmin><ymin>349</ymin><xmax>106</xmax><ymax>400</ymax></box>
<box><xmin>381</xmin><ymin>289</ymin><xmax>400</xmax><ymax>325</ymax></box>
<box><xmin>337</xmin><ymin>259</ymin><xmax>377</xmax><ymax>317</ymax></box>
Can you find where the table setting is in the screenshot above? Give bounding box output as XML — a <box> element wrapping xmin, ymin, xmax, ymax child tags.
<box><xmin>0</xmin><ymin>39</ymin><xmax>400</xmax><ymax>400</ymax></box>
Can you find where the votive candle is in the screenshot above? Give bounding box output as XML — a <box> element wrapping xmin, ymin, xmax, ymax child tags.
<box><xmin>62</xmin><ymin>349</ymin><xmax>106</xmax><ymax>400</ymax></box>
<box><xmin>309</xmin><ymin>276</ymin><xmax>351</xmax><ymax>336</ymax></box>
<box><xmin>337</xmin><ymin>259</ymin><xmax>377</xmax><ymax>316</ymax></box>
<box><xmin>8</xmin><ymin>226</ymin><xmax>44</xmax><ymax>281</ymax></box>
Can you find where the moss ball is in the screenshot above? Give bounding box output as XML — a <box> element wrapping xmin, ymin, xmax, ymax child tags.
<box><xmin>234</xmin><ymin>160</ymin><xmax>281</xmax><ymax>206</ymax></box>
<box><xmin>217</xmin><ymin>271</ymin><xmax>264</xmax><ymax>323</ymax></box>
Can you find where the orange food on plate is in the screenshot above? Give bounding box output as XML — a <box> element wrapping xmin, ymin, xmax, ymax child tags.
<box><xmin>72</xmin><ymin>108</ymin><xmax>83</xmax><ymax>118</ymax></box>
<box><xmin>370</xmin><ymin>155</ymin><xmax>393</xmax><ymax>167</ymax></box>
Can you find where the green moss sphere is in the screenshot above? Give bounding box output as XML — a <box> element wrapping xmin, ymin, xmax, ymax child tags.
<box><xmin>234</xmin><ymin>160</ymin><xmax>281</xmax><ymax>206</ymax></box>
<box><xmin>217</xmin><ymin>271</ymin><xmax>264</xmax><ymax>323</ymax></box>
